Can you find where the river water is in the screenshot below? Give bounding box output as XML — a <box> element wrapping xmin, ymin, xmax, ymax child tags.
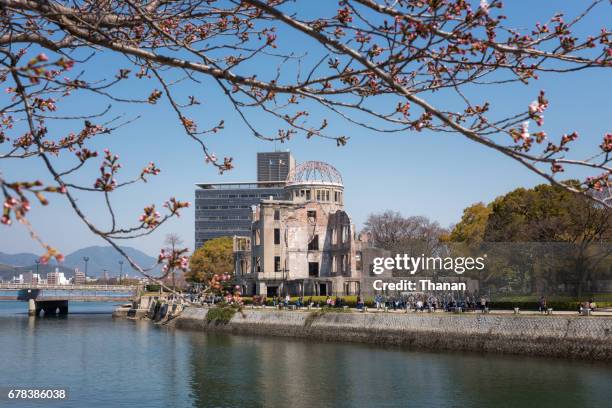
<box><xmin>1</xmin><ymin>301</ymin><xmax>611</xmax><ymax>408</ymax></box>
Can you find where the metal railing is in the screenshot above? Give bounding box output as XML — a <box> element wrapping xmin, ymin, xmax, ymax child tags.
<box><xmin>0</xmin><ymin>283</ymin><xmax>138</xmax><ymax>292</ymax></box>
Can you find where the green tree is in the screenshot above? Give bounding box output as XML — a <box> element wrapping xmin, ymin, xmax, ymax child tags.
<box><xmin>187</xmin><ymin>237</ymin><xmax>234</xmax><ymax>284</ymax></box>
<box><xmin>483</xmin><ymin>183</ymin><xmax>611</xmax><ymax>296</ymax></box>
<box><xmin>448</xmin><ymin>202</ymin><xmax>500</xmax><ymax>290</ymax></box>
<box><xmin>449</xmin><ymin>202</ymin><xmax>491</xmax><ymax>246</ymax></box>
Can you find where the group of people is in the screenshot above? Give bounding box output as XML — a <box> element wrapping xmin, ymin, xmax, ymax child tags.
<box><xmin>580</xmin><ymin>299</ymin><xmax>597</xmax><ymax>312</ymax></box>
<box><xmin>372</xmin><ymin>292</ymin><xmax>489</xmax><ymax>312</ymax></box>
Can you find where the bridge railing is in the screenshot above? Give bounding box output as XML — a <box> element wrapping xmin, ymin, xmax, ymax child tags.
<box><xmin>0</xmin><ymin>283</ymin><xmax>138</xmax><ymax>292</ymax></box>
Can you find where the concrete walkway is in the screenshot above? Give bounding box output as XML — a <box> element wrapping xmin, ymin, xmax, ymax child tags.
<box><xmin>240</xmin><ymin>305</ymin><xmax>612</xmax><ymax>317</ymax></box>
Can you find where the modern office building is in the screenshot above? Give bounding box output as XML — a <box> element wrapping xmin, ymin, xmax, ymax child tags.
<box><xmin>195</xmin><ymin>152</ymin><xmax>295</xmax><ymax>249</ymax></box>
<box><xmin>257</xmin><ymin>151</ymin><xmax>295</xmax><ymax>182</ymax></box>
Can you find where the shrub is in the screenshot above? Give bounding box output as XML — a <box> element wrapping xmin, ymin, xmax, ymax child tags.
<box><xmin>205</xmin><ymin>306</ymin><xmax>237</xmax><ymax>323</ymax></box>
<box><xmin>491</xmin><ymin>295</ymin><xmax>612</xmax><ymax>311</ymax></box>
<box><xmin>489</xmin><ymin>300</ymin><xmax>612</xmax><ymax>311</ymax></box>
<box><xmin>145</xmin><ymin>284</ymin><xmax>161</xmax><ymax>292</ymax></box>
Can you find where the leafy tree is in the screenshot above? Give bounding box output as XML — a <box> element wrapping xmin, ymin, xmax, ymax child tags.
<box><xmin>447</xmin><ymin>202</ymin><xmax>496</xmax><ymax>288</ymax></box>
<box><xmin>449</xmin><ymin>203</ymin><xmax>491</xmax><ymax>246</ymax></box>
<box><xmin>187</xmin><ymin>236</ymin><xmax>234</xmax><ymax>285</ymax></box>
<box><xmin>484</xmin><ymin>183</ymin><xmax>611</xmax><ymax>296</ymax></box>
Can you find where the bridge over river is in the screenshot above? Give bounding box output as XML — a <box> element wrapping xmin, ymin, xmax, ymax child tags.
<box><xmin>0</xmin><ymin>283</ymin><xmax>139</xmax><ymax>316</ymax></box>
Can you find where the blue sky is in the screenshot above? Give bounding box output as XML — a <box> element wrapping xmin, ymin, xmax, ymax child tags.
<box><xmin>1</xmin><ymin>1</ymin><xmax>610</xmax><ymax>257</ymax></box>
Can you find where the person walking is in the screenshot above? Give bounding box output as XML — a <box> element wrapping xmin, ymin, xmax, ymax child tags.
<box><xmin>538</xmin><ymin>295</ymin><xmax>547</xmax><ymax>313</ymax></box>
<box><xmin>375</xmin><ymin>294</ymin><xmax>383</xmax><ymax>310</ymax></box>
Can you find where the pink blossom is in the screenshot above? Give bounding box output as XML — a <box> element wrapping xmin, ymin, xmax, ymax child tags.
<box><xmin>521</xmin><ymin>121</ymin><xmax>530</xmax><ymax>140</ymax></box>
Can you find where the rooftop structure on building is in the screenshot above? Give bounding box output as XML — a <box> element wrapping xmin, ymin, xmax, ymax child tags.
<box><xmin>257</xmin><ymin>151</ymin><xmax>295</xmax><ymax>182</ymax></box>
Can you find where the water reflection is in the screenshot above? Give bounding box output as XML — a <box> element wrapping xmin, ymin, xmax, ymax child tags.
<box><xmin>1</xmin><ymin>301</ymin><xmax>611</xmax><ymax>408</ymax></box>
<box><xmin>186</xmin><ymin>333</ymin><xmax>612</xmax><ymax>408</ymax></box>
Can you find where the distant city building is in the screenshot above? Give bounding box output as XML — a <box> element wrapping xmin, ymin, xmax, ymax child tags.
<box><xmin>47</xmin><ymin>272</ymin><xmax>58</xmax><ymax>285</ymax></box>
<box><xmin>22</xmin><ymin>271</ymin><xmax>33</xmax><ymax>284</ymax></box>
<box><xmin>257</xmin><ymin>151</ymin><xmax>295</xmax><ymax>182</ymax></box>
<box><xmin>195</xmin><ymin>152</ymin><xmax>294</xmax><ymax>248</ymax></box>
<box><xmin>11</xmin><ymin>274</ymin><xmax>24</xmax><ymax>284</ymax></box>
<box><xmin>12</xmin><ymin>272</ymin><xmax>40</xmax><ymax>285</ymax></box>
<box><xmin>47</xmin><ymin>269</ymin><xmax>70</xmax><ymax>285</ymax></box>
<box><xmin>74</xmin><ymin>269</ymin><xmax>86</xmax><ymax>285</ymax></box>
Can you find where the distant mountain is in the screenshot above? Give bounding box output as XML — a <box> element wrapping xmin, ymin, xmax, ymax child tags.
<box><xmin>0</xmin><ymin>252</ymin><xmax>40</xmax><ymax>267</ymax></box>
<box><xmin>63</xmin><ymin>246</ymin><xmax>159</xmax><ymax>277</ymax></box>
<box><xmin>0</xmin><ymin>246</ymin><xmax>159</xmax><ymax>278</ymax></box>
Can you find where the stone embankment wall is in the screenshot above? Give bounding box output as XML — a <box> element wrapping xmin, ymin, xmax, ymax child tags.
<box><xmin>173</xmin><ymin>308</ymin><xmax>612</xmax><ymax>360</ymax></box>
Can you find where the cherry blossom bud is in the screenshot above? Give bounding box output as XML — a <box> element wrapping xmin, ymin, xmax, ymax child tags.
<box><xmin>520</xmin><ymin>121</ymin><xmax>530</xmax><ymax>140</ymax></box>
<box><xmin>480</xmin><ymin>0</ymin><xmax>489</xmax><ymax>15</ymax></box>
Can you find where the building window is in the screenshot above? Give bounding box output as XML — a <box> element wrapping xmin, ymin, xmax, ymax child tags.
<box><xmin>342</xmin><ymin>254</ymin><xmax>348</xmax><ymax>273</ymax></box>
<box><xmin>308</xmin><ymin>262</ymin><xmax>319</xmax><ymax>277</ymax></box>
<box><xmin>254</xmin><ymin>229</ymin><xmax>261</xmax><ymax>245</ymax></box>
<box><xmin>254</xmin><ymin>257</ymin><xmax>262</xmax><ymax>273</ymax></box>
<box><xmin>316</xmin><ymin>190</ymin><xmax>321</xmax><ymax>201</ymax></box>
<box><xmin>308</xmin><ymin>235</ymin><xmax>319</xmax><ymax>250</ymax></box>
<box><xmin>342</xmin><ymin>225</ymin><xmax>349</xmax><ymax>243</ymax></box>
<box><xmin>274</xmin><ymin>209</ymin><xmax>280</xmax><ymax>220</ymax></box>
<box><xmin>356</xmin><ymin>251</ymin><xmax>362</xmax><ymax>270</ymax></box>
<box><xmin>238</xmin><ymin>259</ymin><xmax>248</xmax><ymax>275</ymax></box>
<box><xmin>332</xmin><ymin>256</ymin><xmax>337</xmax><ymax>273</ymax></box>
<box><xmin>307</xmin><ymin>210</ymin><xmax>316</xmax><ymax>220</ymax></box>
<box><xmin>274</xmin><ymin>256</ymin><xmax>281</xmax><ymax>272</ymax></box>
<box><xmin>325</xmin><ymin>190</ymin><xmax>330</xmax><ymax>201</ymax></box>
<box><xmin>369</xmin><ymin>264</ymin><xmax>377</xmax><ymax>277</ymax></box>
<box><xmin>274</xmin><ymin>228</ymin><xmax>280</xmax><ymax>245</ymax></box>
<box><xmin>305</xmin><ymin>190</ymin><xmax>311</xmax><ymax>200</ymax></box>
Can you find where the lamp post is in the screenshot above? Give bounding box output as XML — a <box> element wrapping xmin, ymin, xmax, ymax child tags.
<box><xmin>118</xmin><ymin>260</ymin><xmax>123</xmax><ymax>285</ymax></box>
<box><xmin>83</xmin><ymin>256</ymin><xmax>89</xmax><ymax>281</ymax></box>
<box><xmin>34</xmin><ymin>259</ymin><xmax>40</xmax><ymax>285</ymax></box>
